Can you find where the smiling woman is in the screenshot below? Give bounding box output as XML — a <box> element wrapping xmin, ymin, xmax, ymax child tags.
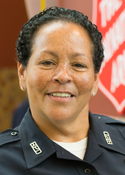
<box><xmin>0</xmin><ymin>6</ymin><xmax>125</xmax><ymax>175</ymax></box>
<box><xmin>18</xmin><ymin>21</ymin><xmax>98</xmax><ymax>130</ymax></box>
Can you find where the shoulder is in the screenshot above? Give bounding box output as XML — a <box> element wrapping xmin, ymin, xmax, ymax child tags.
<box><xmin>92</xmin><ymin>113</ymin><xmax>125</xmax><ymax>138</ymax></box>
<box><xmin>93</xmin><ymin>113</ymin><xmax>125</xmax><ymax>124</ymax></box>
<box><xmin>0</xmin><ymin>128</ymin><xmax>27</xmax><ymax>174</ymax></box>
<box><xmin>0</xmin><ymin>127</ymin><xmax>20</xmax><ymax>147</ymax></box>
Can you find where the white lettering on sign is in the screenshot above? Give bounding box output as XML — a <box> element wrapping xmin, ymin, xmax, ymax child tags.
<box><xmin>99</xmin><ymin>0</ymin><xmax>122</xmax><ymax>27</ymax></box>
<box><xmin>110</xmin><ymin>50</ymin><xmax>125</xmax><ymax>93</ymax></box>
<box><xmin>95</xmin><ymin>0</ymin><xmax>125</xmax><ymax>113</ymax></box>
<box><xmin>100</xmin><ymin>9</ymin><xmax>125</xmax><ymax>74</ymax></box>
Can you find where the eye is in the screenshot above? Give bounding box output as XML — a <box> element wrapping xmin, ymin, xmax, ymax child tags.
<box><xmin>41</xmin><ymin>60</ymin><xmax>54</xmax><ymax>66</ymax></box>
<box><xmin>73</xmin><ymin>63</ymin><xmax>85</xmax><ymax>68</ymax></box>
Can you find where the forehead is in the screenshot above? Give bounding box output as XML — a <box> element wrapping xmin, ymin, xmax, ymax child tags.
<box><xmin>34</xmin><ymin>21</ymin><xmax>91</xmax><ymax>42</ymax></box>
<box><xmin>32</xmin><ymin>21</ymin><xmax>92</xmax><ymax>56</ymax></box>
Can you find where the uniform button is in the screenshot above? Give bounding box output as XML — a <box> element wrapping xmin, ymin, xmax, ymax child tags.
<box><xmin>11</xmin><ymin>132</ymin><xmax>18</xmax><ymax>136</ymax></box>
<box><xmin>97</xmin><ymin>116</ymin><xmax>101</xmax><ymax>119</ymax></box>
<box><xmin>84</xmin><ymin>168</ymin><xmax>91</xmax><ymax>174</ymax></box>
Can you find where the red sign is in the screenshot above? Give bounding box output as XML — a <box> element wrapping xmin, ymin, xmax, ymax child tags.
<box><xmin>93</xmin><ymin>0</ymin><xmax>125</xmax><ymax>114</ymax></box>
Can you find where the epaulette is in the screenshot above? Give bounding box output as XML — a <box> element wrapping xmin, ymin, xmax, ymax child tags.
<box><xmin>93</xmin><ymin>113</ymin><xmax>125</xmax><ymax>125</ymax></box>
<box><xmin>0</xmin><ymin>128</ymin><xmax>20</xmax><ymax>147</ymax></box>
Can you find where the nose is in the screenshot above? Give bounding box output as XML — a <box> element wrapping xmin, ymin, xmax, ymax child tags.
<box><xmin>52</xmin><ymin>64</ymin><xmax>73</xmax><ymax>84</ymax></box>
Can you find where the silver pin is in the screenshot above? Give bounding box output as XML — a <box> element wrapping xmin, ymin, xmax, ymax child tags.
<box><xmin>103</xmin><ymin>131</ymin><xmax>113</xmax><ymax>145</ymax></box>
<box><xmin>30</xmin><ymin>141</ymin><xmax>42</xmax><ymax>155</ymax></box>
<box><xmin>21</xmin><ymin>87</ymin><xmax>24</xmax><ymax>91</ymax></box>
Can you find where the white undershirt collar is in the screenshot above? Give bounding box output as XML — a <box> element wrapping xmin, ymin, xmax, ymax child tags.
<box><xmin>53</xmin><ymin>137</ymin><xmax>88</xmax><ymax>160</ymax></box>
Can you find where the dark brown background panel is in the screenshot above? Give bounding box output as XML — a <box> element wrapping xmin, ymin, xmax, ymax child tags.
<box><xmin>0</xmin><ymin>0</ymin><xmax>28</xmax><ymax>68</ymax></box>
<box><xmin>0</xmin><ymin>0</ymin><xmax>28</xmax><ymax>131</ymax></box>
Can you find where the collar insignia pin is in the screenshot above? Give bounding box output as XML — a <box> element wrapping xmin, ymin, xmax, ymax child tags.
<box><xmin>103</xmin><ymin>131</ymin><xmax>113</xmax><ymax>145</ymax></box>
<box><xmin>30</xmin><ymin>141</ymin><xmax>42</xmax><ymax>155</ymax></box>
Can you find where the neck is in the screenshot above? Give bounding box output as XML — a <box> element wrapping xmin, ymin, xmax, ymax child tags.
<box><xmin>31</xmin><ymin>106</ymin><xmax>90</xmax><ymax>143</ymax></box>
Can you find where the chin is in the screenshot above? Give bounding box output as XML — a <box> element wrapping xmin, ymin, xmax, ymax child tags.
<box><xmin>48</xmin><ymin>112</ymin><xmax>72</xmax><ymax>122</ymax></box>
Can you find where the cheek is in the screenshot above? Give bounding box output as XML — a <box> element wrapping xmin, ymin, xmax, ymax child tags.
<box><xmin>26</xmin><ymin>69</ymin><xmax>50</xmax><ymax>92</ymax></box>
<box><xmin>75</xmin><ymin>73</ymin><xmax>94</xmax><ymax>94</ymax></box>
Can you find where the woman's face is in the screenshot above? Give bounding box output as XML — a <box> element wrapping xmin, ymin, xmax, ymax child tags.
<box><xmin>18</xmin><ymin>21</ymin><xmax>99</xmax><ymax>124</ymax></box>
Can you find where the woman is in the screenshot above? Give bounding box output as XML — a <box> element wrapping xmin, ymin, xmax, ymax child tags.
<box><xmin>0</xmin><ymin>7</ymin><xmax>125</xmax><ymax>175</ymax></box>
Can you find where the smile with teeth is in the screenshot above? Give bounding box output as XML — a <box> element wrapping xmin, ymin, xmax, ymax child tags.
<box><xmin>50</xmin><ymin>93</ymin><xmax>72</xmax><ymax>97</ymax></box>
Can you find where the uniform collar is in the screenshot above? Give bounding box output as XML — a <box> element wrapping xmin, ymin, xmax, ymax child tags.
<box><xmin>19</xmin><ymin>110</ymin><xmax>125</xmax><ymax>168</ymax></box>
<box><xmin>19</xmin><ymin>109</ymin><xmax>56</xmax><ymax>169</ymax></box>
<box><xmin>19</xmin><ymin>110</ymin><xmax>81</xmax><ymax>169</ymax></box>
<box><xmin>84</xmin><ymin>112</ymin><xmax>125</xmax><ymax>163</ymax></box>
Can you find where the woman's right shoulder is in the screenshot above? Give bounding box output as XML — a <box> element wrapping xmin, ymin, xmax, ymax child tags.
<box><xmin>0</xmin><ymin>128</ymin><xmax>27</xmax><ymax>174</ymax></box>
<box><xmin>0</xmin><ymin>128</ymin><xmax>20</xmax><ymax>148</ymax></box>
<box><xmin>0</xmin><ymin>127</ymin><xmax>20</xmax><ymax>147</ymax></box>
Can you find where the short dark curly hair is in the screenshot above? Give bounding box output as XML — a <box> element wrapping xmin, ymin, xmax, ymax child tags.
<box><xmin>16</xmin><ymin>6</ymin><xmax>104</xmax><ymax>73</ymax></box>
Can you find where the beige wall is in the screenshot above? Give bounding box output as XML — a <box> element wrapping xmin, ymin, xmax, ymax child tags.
<box><xmin>46</xmin><ymin>0</ymin><xmax>57</xmax><ymax>8</ymax></box>
<box><xmin>58</xmin><ymin>0</ymin><xmax>92</xmax><ymax>21</ymax></box>
<box><xmin>24</xmin><ymin>0</ymin><xmax>41</xmax><ymax>19</ymax></box>
<box><xmin>24</xmin><ymin>0</ymin><xmax>58</xmax><ymax>19</ymax></box>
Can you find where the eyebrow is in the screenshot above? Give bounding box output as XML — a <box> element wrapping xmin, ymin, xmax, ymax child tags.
<box><xmin>41</xmin><ymin>50</ymin><xmax>58</xmax><ymax>58</ymax></box>
<box><xmin>72</xmin><ymin>53</ymin><xmax>88</xmax><ymax>58</ymax></box>
<box><xmin>41</xmin><ymin>50</ymin><xmax>88</xmax><ymax>59</ymax></box>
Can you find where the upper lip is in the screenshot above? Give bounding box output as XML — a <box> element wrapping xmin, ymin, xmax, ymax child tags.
<box><xmin>47</xmin><ymin>91</ymin><xmax>75</xmax><ymax>96</ymax></box>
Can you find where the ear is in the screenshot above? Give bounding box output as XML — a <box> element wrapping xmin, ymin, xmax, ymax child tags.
<box><xmin>92</xmin><ymin>72</ymin><xmax>99</xmax><ymax>96</ymax></box>
<box><xmin>17</xmin><ymin>62</ymin><xmax>27</xmax><ymax>91</ymax></box>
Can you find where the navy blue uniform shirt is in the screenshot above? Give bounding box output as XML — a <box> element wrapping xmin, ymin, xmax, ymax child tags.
<box><xmin>0</xmin><ymin>109</ymin><xmax>125</xmax><ymax>175</ymax></box>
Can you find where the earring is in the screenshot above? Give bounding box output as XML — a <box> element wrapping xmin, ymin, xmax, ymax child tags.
<box><xmin>21</xmin><ymin>87</ymin><xmax>24</xmax><ymax>91</ymax></box>
<box><xmin>92</xmin><ymin>93</ymin><xmax>95</xmax><ymax>96</ymax></box>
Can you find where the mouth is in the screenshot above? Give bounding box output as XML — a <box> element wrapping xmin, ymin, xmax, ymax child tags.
<box><xmin>47</xmin><ymin>92</ymin><xmax>74</xmax><ymax>98</ymax></box>
<box><xmin>46</xmin><ymin>92</ymin><xmax>74</xmax><ymax>102</ymax></box>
